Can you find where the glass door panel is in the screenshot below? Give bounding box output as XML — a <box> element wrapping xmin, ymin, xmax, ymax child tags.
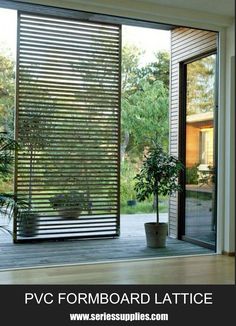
<box><xmin>184</xmin><ymin>53</ymin><xmax>216</xmax><ymax>248</ymax></box>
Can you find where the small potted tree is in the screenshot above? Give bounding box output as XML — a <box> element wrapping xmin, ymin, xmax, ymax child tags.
<box><xmin>134</xmin><ymin>142</ymin><xmax>183</xmax><ymax>248</ymax></box>
<box><xmin>18</xmin><ymin>114</ymin><xmax>48</xmax><ymax>237</ymax></box>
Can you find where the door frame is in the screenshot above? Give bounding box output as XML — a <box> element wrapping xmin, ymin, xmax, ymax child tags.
<box><xmin>178</xmin><ymin>49</ymin><xmax>218</xmax><ymax>250</ymax></box>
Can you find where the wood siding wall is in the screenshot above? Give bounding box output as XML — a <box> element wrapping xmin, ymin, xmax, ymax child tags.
<box><xmin>169</xmin><ymin>27</ymin><xmax>217</xmax><ymax>238</ymax></box>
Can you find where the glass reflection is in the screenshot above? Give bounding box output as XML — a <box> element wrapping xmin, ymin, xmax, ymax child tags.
<box><xmin>185</xmin><ymin>54</ymin><xmax>216</xmax><ymax>247</ymax></box>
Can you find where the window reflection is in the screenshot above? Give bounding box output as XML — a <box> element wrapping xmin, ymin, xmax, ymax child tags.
<box><xmin>200</xmin><ymin>128</ymin><xmax>213</xmax><ymax>165</ymax></box>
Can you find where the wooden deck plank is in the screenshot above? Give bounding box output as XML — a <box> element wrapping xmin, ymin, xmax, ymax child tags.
<box><xmin>0</xmin><ymin>214</ymin><xmax>213</xmax><ymax>270</ymax></box>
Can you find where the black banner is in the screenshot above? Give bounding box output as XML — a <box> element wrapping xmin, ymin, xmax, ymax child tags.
<box><xmin>0</xmin><ymin>285</ymin><xmax>235</xmax><ymax>325</ymax></box>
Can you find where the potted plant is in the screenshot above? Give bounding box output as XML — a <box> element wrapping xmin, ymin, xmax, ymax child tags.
<box><xmin>134</xmin><ymin>142</ymin><xmax>184</xmax><ymax>248</ymax></box>
<box><xmin>49</xmin><ymin>191</ymin><xmax>88</xmax><ymax>219</ymax></box>
<box><xmin>0</xmin><ymin>193</ymin><xmax>30</xmax><ymax>235</ymax></box>
<box><xmin>0</xmin><ymin>132</ymin><xmax>29</xmax><ymax>236</ymax></box>
<box><xmin>0</xmin><ymin>132</ymin><xmax>15</xmax><ymax>235</ymax></box>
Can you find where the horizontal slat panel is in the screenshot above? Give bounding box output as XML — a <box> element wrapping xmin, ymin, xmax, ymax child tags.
<box><xmin>16</xmin><ymin>12</ymin><xmax>121</xmax><ymax>241</ymax></box>
<box><xmin>20</xmin><ymin>29</ymin><xmax>119</xmax><ymax>46</ymax></box>
<box><xmin>19</xmin><ymin>78</ymin><xmax>119</xmax><ymax>89</ymax></box>
<box><xmin>19</xmin><ymin>60</ymin><xmax>119</xmax><ymax>73</ymax></box>
<box><xmin>19</xmin><ymin>52</ymin><xmax>120</xmax><ymax>66</ymax></box>
<box><xmin>20</xmin><ymin>38</ymin><xmax>119</xmax><ymax>55</ymax></box>
<box><xmin>20</xmin><ymin>15</ymin><xmax>120</xmax><ymax>34</ymax></box>
<box><xmin>171</xmin><ymin>30</ymin><xmax>214</xmax><ymax>47</ymax></box>
<box><xmin>172</xmin><ymin>36</ymin><xmax>216</xmax><ymax>55</ymax></box>
<box><xmin>172</xmin><ymin>42</ymin><xmax>216</xmax><ymax>64</ymax></box>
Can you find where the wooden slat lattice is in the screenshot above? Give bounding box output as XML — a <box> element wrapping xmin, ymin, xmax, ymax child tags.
<box><xmin>15</xmin><ymin>12</ymin><xmax>121</xmax><ymax>241</ymax></box>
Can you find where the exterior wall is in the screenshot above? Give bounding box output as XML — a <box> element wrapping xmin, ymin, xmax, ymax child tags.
<box><xmin>169</xmin><ymin>27</ymin><xmax>217</xmax><ymax>238</ymax></box>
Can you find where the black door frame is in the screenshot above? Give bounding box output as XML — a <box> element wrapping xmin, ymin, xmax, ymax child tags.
<box><xmin>178</xmin><ymin>49</ymin><xmax>218</xmax><ymax>250</ymax></box>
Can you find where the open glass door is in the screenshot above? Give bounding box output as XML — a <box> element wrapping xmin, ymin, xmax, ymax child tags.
<box><xmin>181</xmin><ymin>53</ymin><xmax>217</xmax><ymax>249</ymax></box>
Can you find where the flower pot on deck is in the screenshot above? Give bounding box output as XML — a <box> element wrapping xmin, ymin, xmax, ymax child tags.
<box><xmin>57</xmin><ymin>207</ymin><xmax>82</xmax><ymax>219</ymax></box>
<box><xmin>18</xmin><ymin>213</ymin><xmax>39</xmax><ymax>237</ymax></box>
<box><xmin>144</xmin><ymin>222</ymin><xmax>168</xmax><ymax>248</ymax></box>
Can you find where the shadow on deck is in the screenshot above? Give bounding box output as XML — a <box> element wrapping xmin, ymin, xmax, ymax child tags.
<box><xmin>0</xmin><ymin>213</ymin><xmax>214</xmax><ymax>270</ymax></box>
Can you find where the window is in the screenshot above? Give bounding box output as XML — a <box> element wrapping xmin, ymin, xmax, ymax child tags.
<box><xmin>200</xmin><ymin>128</ymin><xmax>214</xmax><ymax>166</ymax></box>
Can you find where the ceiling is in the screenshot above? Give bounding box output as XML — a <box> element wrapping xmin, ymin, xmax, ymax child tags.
<box><xmin>11</xmin><ymin>0</ymin><xmax>235</xmax><ymax>18</ymax></box>
<box><xmin>135</xmin><ymin>0</ymin><xmax>235</xmax><ymax>17</ymax></box>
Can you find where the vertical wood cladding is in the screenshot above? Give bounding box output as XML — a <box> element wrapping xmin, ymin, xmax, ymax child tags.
<box><xmin>169</xmin><ymin>27</ymin><xmax>217</xmax><ymax>238</ymax></box>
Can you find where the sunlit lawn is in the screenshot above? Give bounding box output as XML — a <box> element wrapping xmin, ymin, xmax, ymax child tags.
<box><xmin>121</xmin><ymin>199</ymin><xmax>168</xmax><ymax>214</ymax></box>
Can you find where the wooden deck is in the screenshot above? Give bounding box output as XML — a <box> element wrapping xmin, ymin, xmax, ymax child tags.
<box><xmin>0</xmin><ymin>214</ymin><xmax>213</xmax><ymax>270</ymax></box>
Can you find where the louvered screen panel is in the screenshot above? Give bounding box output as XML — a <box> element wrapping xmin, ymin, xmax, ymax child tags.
<box><xmin>15</xmin><ymin>12</ymin><xmax>121</xmax><ymax>241</ymax></box>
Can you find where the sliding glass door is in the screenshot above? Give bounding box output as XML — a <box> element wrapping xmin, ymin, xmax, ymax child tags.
<box><xmin>181</xmin><ymin>53</ymin><xmax>217</xmax><ymax>249</ymax></box>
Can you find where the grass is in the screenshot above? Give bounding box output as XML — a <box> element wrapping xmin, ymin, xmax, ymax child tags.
<box><xmin>0</xmin><ymin>179</ymin><xmax>13</xmax><ymax>193</ymax></box>
<box><xmin>121</xmin><ymin>199</ymin><xmax>168</xmax><ymax>214</ymax></box>
<box><xmin>1</xmin><ymin>175</ymin><xmax>169</xmax><ymax>215</ymax></box>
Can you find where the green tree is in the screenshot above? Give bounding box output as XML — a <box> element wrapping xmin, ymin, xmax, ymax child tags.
<box><xmin>122</xmin><ymin>79</ymin><xmax>169</xmax><ymax>155</ymax></box>
<box><xmin>136</xmin><ymin>51</ymin><xmax>170</xmax><ymax>88</ymax></box>
<box><xmin>134</xmin><ymin>141</ymin><xmax>183</xmax><ymax>223</ymax></box>
<box><xmin>0</xmin><ymin>51</ymin><xmax>15</xmax><ymax>136</ymax></box>
<box><xmin>19</xmin><ymin>114</ymin><xmax>49</xmax><ymax>208</ymax></box>
<box><xmin>0</xmin><ymin>50</ymin><xmax>15</xmax><ymax>191</ymax></box>
<box><xmin>121</xmin><ymin>45</ymin><xmax>141</xmax><ymax>161</ymax></box>
<box><xmin>121</xmin><ymin>48</ymin><xmax>170</xmax><ymax>162</ymax></box>
<box><xmin>122</xmin><ymin>44</ymin><xmax>142</xmax><ymax>93</ymax></box>
<box><xmin>187</xmin><ymin>54</ymin><xmax>216</xmax><ymax>115</ymax></box>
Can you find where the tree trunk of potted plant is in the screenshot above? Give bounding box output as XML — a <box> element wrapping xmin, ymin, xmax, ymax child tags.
<box><xmin>18</xmin><ymin>116</ymin><xmax>45</xmax><ymax>238</ymax></box>
<box><xmin>156</xmin><ymin>183</ymin><xmax>159</xmax><ymax>224</ymax></box>
<box><xmin>13</xmin><ymin>145</ymin><xmax>38</xmax><ymax>237</ymax></box>
<box><xmin>144</xmin><ymin>181</ymin><xmax>168</xmax><ymax>248</ymax></box>
<box><xmin>18</xmin><ymin>145</ymin><xmax>38</xmax><ymax>237</ymax></box>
